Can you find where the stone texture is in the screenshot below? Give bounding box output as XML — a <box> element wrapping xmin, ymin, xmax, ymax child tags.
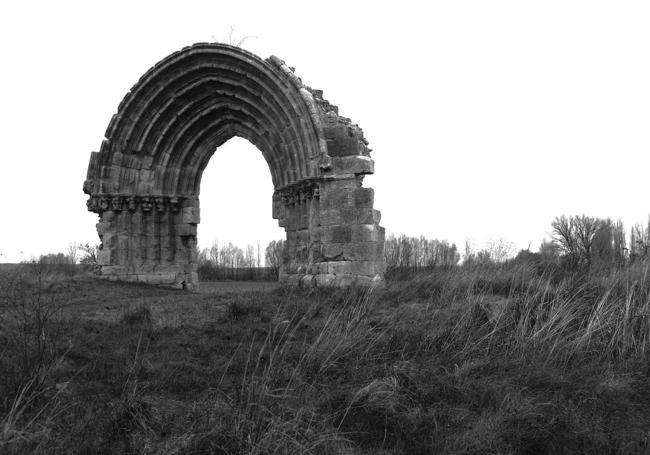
<box><xmin>84</xmin><ymin>43</ymin><xmax>384</xmax><ymax>289</ymax></box>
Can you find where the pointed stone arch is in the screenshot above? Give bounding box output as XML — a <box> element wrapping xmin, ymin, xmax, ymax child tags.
<box><xmin>84</xmin><ymin>43</ymin><xmax>384</xmax><ymax>288</ymax></box>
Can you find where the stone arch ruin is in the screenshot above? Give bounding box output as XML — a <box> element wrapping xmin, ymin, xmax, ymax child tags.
<box><xmin>83</xmin><ymin>43</ymin><xmax>385</xmax><ymax>288</ymax></box>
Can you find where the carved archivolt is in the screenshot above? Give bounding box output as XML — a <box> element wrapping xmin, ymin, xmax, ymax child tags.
<box><xmin>84</xmin><ymin>43</ymin><xmax>384</xmax><ymax>289</ymax></box>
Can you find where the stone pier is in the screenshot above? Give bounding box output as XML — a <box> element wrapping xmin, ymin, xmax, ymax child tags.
<box><xmin>83</xmin><ymin>43</ymin><xmax>384</xmax><ymax>289</ymax></box>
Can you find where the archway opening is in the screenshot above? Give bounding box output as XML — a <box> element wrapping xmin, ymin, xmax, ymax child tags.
<box><xmin>83</xmin><ymin>43</ymin><xmax>384</xmax><ymax>289</ymax></box>
<box><xmin>197</xmin><ymin>137</ymin><xmax>284</xmax><ymax>281</ymax></box>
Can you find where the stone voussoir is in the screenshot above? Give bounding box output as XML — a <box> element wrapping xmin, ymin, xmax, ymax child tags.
<box><xmin>84</xmin><ymin>43</ymin><xmax>385</xmax><ymax>289</ymax></box>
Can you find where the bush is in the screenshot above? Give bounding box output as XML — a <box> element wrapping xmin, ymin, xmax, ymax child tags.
<box><xmin>0</xmin><ymin>265</ymin><xmax>70</xmax><ymax>452</ymax></box>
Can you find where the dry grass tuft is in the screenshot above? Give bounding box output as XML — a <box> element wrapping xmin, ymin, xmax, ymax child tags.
<box><xmin>2</xmin><ymin>263</ymin><xmax>650</xmax><ymax>453</ymax></box>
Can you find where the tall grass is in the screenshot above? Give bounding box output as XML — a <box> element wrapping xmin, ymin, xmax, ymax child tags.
<box><xmin>0</xmin><ymin>264</ymin><xmax>72</xmax><ymax>453</ymax></box>
<box><xmin>189</xmin><ymin>288</ymin><xmax>383</xmax><ymax>453</ymax></box>
<box><xmin>2</xmin><ymin>262</ymin><xmax>650</xmax><ymax>453</ymax></box>
<box><xmin>410</xmin><ymin>261</ymin><xmax>650</xmax><ymax>365</ymax></box>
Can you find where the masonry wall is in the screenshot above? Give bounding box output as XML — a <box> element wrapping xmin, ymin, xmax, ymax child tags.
<box><xmin>90</xmin><ymin>196</ymin><xmax>200</xmax><ymax>288</ymax></box>
<box><xmin>273</xmin><ymin>177</ymin><xmax>385</xmax><ymax>288</ymax></box>
<box><xmin>84</xmin><ymin>44</ymin><xmax>385</xmax><ymax>289</ymax></box>
<box><xmin>89</xmin><ymin>174</ymin><xmax>385</xmax><ymax>290</ymax></box>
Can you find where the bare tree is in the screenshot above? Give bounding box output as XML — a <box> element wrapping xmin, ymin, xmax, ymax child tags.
<box><xmin>630</xmin><ymin>218</ymin><xmax>650</xmax><ymax>261</ymax></box>
<box><xmin>486</xmin><ymin>238</ymin><xmax>516</xmax><ymax>263</ymax></box>
<box><xmin>245</xmin><ymin>244</ymin><xmax>256</xmax><ymax>268</ymax></box>
<box><xmin>265</xmin><ymin>240</ymin><xmax>285</xmax><ymax>279</ymax></box>
<box><xmin>79</xmin><ymin>243</ymin><xmax>99</xmax><ymax>265</ymax></box>
<box><xmin>612</xmin><ymin>219</ymin><xmax>627</xmax><ymax>266</ymax></box>
<box><xmin>552</xmin><ymin>215</ymin><xmax>579</xmax><ymax>267</ymax></box>
<box><xmin>464</xmin><ymin>239</ymin><xmax>475</xmax><ymax>265</ymax></box>
<box><xmin>574</xmin><ymin>215</ymin><xmax>601</xmax><ymax>268</ymax></box>
<box><xmin>384</xmin><ymin>234</ymin><xmax>460</xmax><ymax>272</ymax></box>
<box><xmin>539</xmin><ymin>238</ymin><xmax>560</xmax><ymax>263</ymax></box>
<box><xmin>66</xmin><ymin>243</ymin><xmax>79</xmax><ymax>265</ymax></box>
<box><xmin>552</xmin><ymin>215</ymin><xmax>602</xmax><ymax>269</ymax></box>
<box><xmin>592</xmin><ymin>220</ymin><xmax>614</xmax><ymax>265</ymax></box>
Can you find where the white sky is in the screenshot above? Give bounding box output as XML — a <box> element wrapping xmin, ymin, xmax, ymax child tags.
<box><xmin>1</xmin><ymin>1</ymin><xmax>649</xmax><ymax>262</ymax></box>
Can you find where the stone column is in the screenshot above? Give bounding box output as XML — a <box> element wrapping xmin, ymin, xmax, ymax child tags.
<box><xmin>272</xmin><ymin>177</ymin><xmax>384</xmax><ymax>287</ymax></box>
<box><xmin>312</xmin><ymin>177</ymin><xmax>385</xmax><ymax>286</ymax></box>
<box><xmin>87</xmin><ymin>194</ymin><xmax>198</xmax><ymax>288</ymax></box>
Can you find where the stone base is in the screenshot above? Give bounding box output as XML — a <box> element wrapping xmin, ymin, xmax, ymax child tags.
<box><xmin>281</xmin><ymin>272</ymin><xmax>384</xmax><ymax>288</ymax></box>
<box><xmin>97</xmin><ymin>265</ymin><xmax>198</xmax><ymax>290</ymax></box>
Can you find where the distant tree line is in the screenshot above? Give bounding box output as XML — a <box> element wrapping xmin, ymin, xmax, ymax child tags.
<box><xmin>462</xmin><ymin>238</ymin><xmax>517</xmax><ymax>266</ymax></box>
<box><xmin>385</xmin><ymin>215</ymin><xmax>650</xmax><ymax>279</ymax></box>
<box><xmin>196</xmin><ymin>240</ymin><xmax>284</xmax><ymax>281</ymax></box>
<box><xmin>20</xmin><ymin>243</ymin><xmax>98</xmax><ymax>276</ymax></box>
<box><xmin>540</xmin><ymin>215</ymin><xmax>650</xmax><ymax>272</ymax></box>
<box><xmin>25</xmin><ymin>240</ymin><xmax>285</xmax><ymax>282</ymax></box>
<box><xmin>384</xmin><ymin>235</ymin><xmax>461</xmax><ymax>278</ymax></box>
<box><xmin>24</xmin><ymin>213</ymin><xmax>650</xmax><ymax>281</ymax></box>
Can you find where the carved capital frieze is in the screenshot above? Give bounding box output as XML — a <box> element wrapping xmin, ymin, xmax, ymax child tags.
<box><xmin>274</xmin><ymin>180</ymin><xmax>321</xmax><ymax>208</ymax></box>
<box><xmin>169</xmin><ymin>197</ymin><xmax>180</xmax><ymax>213</ymax></box>
<box><xmin>98</xmin><ymin>196</ymin><xmax>110</xmax><ymax>212</ymax></box>
<box><xmin>86</xmin><ymin>196</ymin><xmax>99</xmax><ymax>213</ymax></box>
<box><xmin>110</xmin><ymin>196</ymin><xmax>124</xmax><ymax>212</ymax></box>
<box><xmin>126</xmin><ymin>196</ymin><xmax>138</xmax><ymax>212</ymax></box>
<box><xmin>86</xmin><ymin>194</ymin><xmax>186</xmax><ymax>215</ymax></box>
<box><xmin>154</xmin><ymin>197</ymin><xmax>167</xmax><ymax>213</ymax></box>
<box><xmin>140</xmin><ymin>197</ymin><xmax>153</xmax><ymax>212</ymax></box>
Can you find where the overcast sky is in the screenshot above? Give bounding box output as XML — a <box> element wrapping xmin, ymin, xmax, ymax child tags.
<box><xmin>1</xmin><ymin>1</ymin><xmax>649</xmax><ymax>262</ymax></box>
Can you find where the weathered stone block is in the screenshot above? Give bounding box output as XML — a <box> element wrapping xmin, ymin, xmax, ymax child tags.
<box><xmin>139</xmin><ymin>264</ymin><xmax>155</xmax><ymax>273</ymax></box>
<box><xmin>322</xmin><ymin>125</ymin><xmax>344</xmax><ymax>141</ymax></box>
<box><xmin>314</xmin><ymin>273</ymin><xmax>336</xmax><ymax>287</ymax></box>
<box><xmin>322</xmin><ymin>188</ymin><xmax>350</xmax><ymax>210</ymax></box>
<box><xmin>331</xmin><ymin>156</ymin><xmax>374</xmax><ymax>175</ymax></box>
<box><xmin>357</xmin><ymin>208</ymin><xmax>381</xmax><ymax>225</ymax></box>
<box><xmin>296</xmin><ymin>229</ymin><xmax>310</xmax><ymax>243</ymax></box>
<box><xmin>307</xmin><ymin>262</ymin><xmax>329</xmax><ymax>274</ymax></box>
<box><xmin>322</xmin><ymin>226</ymin><xmax>352</xmax><ymax>243</ymax></box>
<box><xmin>181</xmin><ymin>206</ymin><xmax>200</xmax><ymax>224</ymax></box>
<box><xmin>300</xmin><ymin>275</ymin><xmax>315</xmax><ymax>287</ymax></box>
<box><xmin>320</xmin><ymin>207</ymin><xmax>356</xmax><ymax>226</ymax></box>
<box><xmin>272</xmin><ymin>199</ymin><xmax>285</xmax><ymax>220</ymax></box>
<box><xmin>287</xmin><ymin>274</ymin><xmax>302</xmax><ymax>286</ymax></box>
<box><xmin>175</xmin><ymin>223</ymin><xmax>197</xmax><ymax>236</ymax></box>
<box><xmin>351</xmin><ymin>224</ymin><xmax>380</xmax><ymax>242</ymax></box>
<box><xmin>326</xmin><ymin>135</ymin><xmax>363</xmax><ymax>157</ymax></box>
<box><xmin>102</xmin><ymin>211</ymin><xmax>116</xmax><ymax>222</ymax></box>
<box><xmin>340</xmin><ymin>207</ymin><xmax>357</xmax><ymax>224</ymax></box>
<box><xmin>97</xmin><ymin>249</ymin><xmax>111</xmax><ymax>266</ymax></box>
<box><xmin>331</xmin><ymin>274</ymin><xmax>357</xmax><ymax>288</ymax></box>
<box><xmin>342</xmin><ymin>242</ymin><xmax>379</xmax><ymax>261</ymax></box>
<box><xmin>100</xmin><ymin>265</ymin><xmax>120</xmax><ymax>275</ymax></box>
<box><xmin>354</xmin><ymin>276</ymin><xmax>375</xmax><ymax>288</ymax></box>
<box><xmin>328</xmin><ymin>260</ymin><xmax>378</xmax><ymax>276</ymax></box>
<box><xmin>320</xmin><ymin>178</ymin><xmax>360</xmax><ymax>195</ymax></box>
<box><xmin>96</xmin><ymin>221</ymin><xmax>112</xmax><ymax>235</ymax></box>
<box><xmin>182</xmin><ymin>198</ymin><xmax>200</xmax><ymax>209</ymax></box>
<box><xmin>327</xmin><ymin>261</ymin><xmax>353</xmax><ymax>275</ymax></box>
<box><xmin>322</xmin><ymin>243</ymin><xmax>344</xmax><ymax>260</ymax></box>
<box><xmin>319</xmin><ymin>208</ymin><xmax>340</xmax><ymax>226</ymax></box>
<box><xmin>352</xmin><ymin>188</ymin><xmax>374</xmax><ymax>208</ymax></box>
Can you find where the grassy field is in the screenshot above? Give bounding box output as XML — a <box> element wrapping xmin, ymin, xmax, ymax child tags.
<box><xmin>2</xmin><ymin>263</ymin><xmax>650</xmax><ymax>454</ymax></box>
